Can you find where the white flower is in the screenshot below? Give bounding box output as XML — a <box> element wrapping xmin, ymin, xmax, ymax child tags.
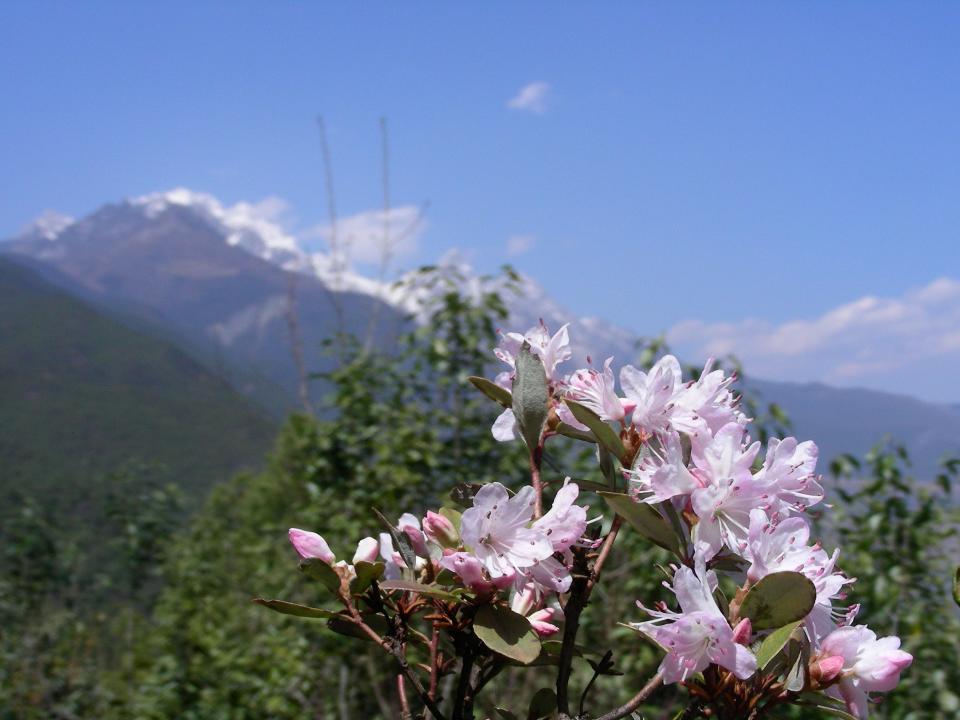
<box><xmin>630</xmin><ymin>431</ymin><xmax>699</xmax><ymax>503</ymax></box>
<box><xmin>533</xmin><ymin>480</ymin><xmax>587</xmax><ymax>552</ymax></box>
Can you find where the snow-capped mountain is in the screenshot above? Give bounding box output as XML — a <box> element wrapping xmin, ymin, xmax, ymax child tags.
<box><xmin>5</xmin><ymin>189</ymin><xmax>959</xmax><ymax>477</ymax></box>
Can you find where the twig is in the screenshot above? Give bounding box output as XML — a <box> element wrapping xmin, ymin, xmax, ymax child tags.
<box><xmin>345</xmin><ymin>597</ymin><xmax>447</xmax><ymax>720</ymax></box>
<box><xmin>398</xmin><ymin>673</ymin><xmax>413</xmax><ymax>720</ymax></box>
<box><xmin>531</xmin><ymin>444</ymin><xmax>544</xmax><ymax>518</ymax></box>
<box><xmin>556</xmin><ymin>516</ymin><xmax>624</xmax><ymax>717</ymax></box>
<box><xmin>591</xmin><ymin>671</ymin><xmax>664</xmax><ymax>720</ymax></box>
<box><xmin>451</xmin><ymin>640</ymin><xmax>476</xmax><ymax>720</ymax></box>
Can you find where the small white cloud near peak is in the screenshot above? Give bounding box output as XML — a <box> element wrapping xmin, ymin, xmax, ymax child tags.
<box><xmin>506</xmin><ymin>234</ymin><xmax>536</xmax><ymax>257</ymax></box>
<box><xmin>508</xmin><ymin>81</ymin><xmax>551</xmax><ymax>113</ymax></box>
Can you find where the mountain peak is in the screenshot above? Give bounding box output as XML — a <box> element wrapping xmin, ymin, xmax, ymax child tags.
<box><xmin>16</xmin><ymin>210</ymin><xmax>75</xmax><ymax>242</ymax></box>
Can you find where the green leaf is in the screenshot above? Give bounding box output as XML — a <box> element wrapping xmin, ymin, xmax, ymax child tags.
<box><xmin>513</xmin><ymin>343</ymin><xmax>549</xmax><ymax>451</ymax></box>
<box><xmin>564</xmin><ymin>399</ymin><xmax>627</xmax><ymax>462</ymax></box>
<box><xmin>555</xmin><ymin>422</ymin><xmax>596</xmax><ymax>443</ymax></box>
<box><xmin>468</xmin><ymin>375</ymin><xmax>512</xmax><ymax>408</ymax></box>
<box><xmin>474</xmin><ymin>604</ymin><xmax>542</xmax><ymax>664</ymax></box>
<box><xmin>740</xmin><ymin>572</ymin><xmax>817</xmax><ymax>631</ymax></box>
<box><xmin>349</xmin><ymin>561</ymin><xmax>385</xmax><ymax>596</ymax></box>
<box><xmin>252</xmin><ymin>598</ymin><xmax>338</xmax><ymax>619</ymax></box>
<box><xmin>378</xmin><ymin>579</ymin><xmax>458</xmax><ymax>600</ymax></box>
<box><xmin>299</xmin><ymin>558</ymin><xmax>341</xmax><ymax>593</ymax></box>
<box><xmin>527</xmin><ymin>687</ymin><xmax>557</xmax><ymax>720</ymax></box>
<box><xmin>953</xmin><ymin>566</ymin><xmax>960</xmax><ymax>608</ymax></box>
<box><xmin>599</xmin><ymin>492</ymin><xmax>680</xmax><ymax>555</ymax></box>
<box><xmin>597</xmin><ymin>444</ymin><xmax>617</xmax><ymax>487</ymax></box>
<box><xmin>755</xmin><ymin>620</ymin><xmax>803</xmax><ymax>670</ymax></box>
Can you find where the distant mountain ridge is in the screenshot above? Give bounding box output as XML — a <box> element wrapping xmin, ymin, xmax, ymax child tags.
<box><xmin>5</xmin><ymin>190</ymin><xmax>958</xmax><ymax>479</ymax></box>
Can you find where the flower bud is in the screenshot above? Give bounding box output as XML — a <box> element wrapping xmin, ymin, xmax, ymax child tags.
<box><xmin>731</xmin><ymin>617</ymin><xmax>753</xmax><ymax>645</ymax></box>
<box><xmin>528</xmin><ymin>607</ymin><xmax>560</xmax><ymax>637</ymax></box>
<box><xmin>423</xmin><ymin>510</ymin><xmax>460</xmax><ymax>549</ymax></box>
<box><xmin>811</xmin><ymin>654</ymin><xmax>845</xmax><ymax>684</ymax></box>
<box><xmin>510</xmin><ymin>583</ymin><xmax>538</xmax><ymax>617</ymax></box>
<box><xmin>288</xmin><ymin>528</ymin><xmax>335</xmax><ymax>564</ymax></box>
<box><xmin>353</xmin><ymin>536</ymin><xmax>380</xmax><ymax>564</ymax></box>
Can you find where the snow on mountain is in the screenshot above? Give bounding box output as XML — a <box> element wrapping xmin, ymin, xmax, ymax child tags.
<box><xmin>16</xmin><ymin>210</ymin><xmax>75</xmax><ymax>242</ymax></box>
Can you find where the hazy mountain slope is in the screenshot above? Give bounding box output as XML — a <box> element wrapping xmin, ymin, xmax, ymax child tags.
<box><xmin>0</xmin><ymin>257</ymin><xmax>277</xmax><ymax>512</ymax></box>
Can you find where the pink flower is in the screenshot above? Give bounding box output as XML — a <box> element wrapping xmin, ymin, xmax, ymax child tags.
<box><xmin>533</xmin><ymin>480</ymin><xmax>587</xmax><ymax>553</ymax></box>
<box><xmin>819</xmin><ymin>625</ymin><xmax>913</xmax><ymax>719</ymax></box>
<box><xmin>460</xmin><ymin>483</ymin><xmax>554</xmax><ymax>581</ymax></box>
<box><xmin>440</xmin><ymin>552</ymin><xmax>514</xmax><ymax>595</ymax></box>
<box><xmin>494</xmin><ymin>321</ymin><xmax>571</xmax><ymax>383</ymax></box>
<box><xmin>688</xmin><ymin>424</ymin><xmax>763</xmax><ymax>558</ymax></box>
<box><xmin>671</xmin><ymin>358</ymin><xmax>744</xmax><ymax>436</ymax></box>
<box><xmin>528</xmin><ymin>607</ymin><xmax>560</xmax><ymax>637</ymax></box>
<box><xmin>753</xmin><ymin>436</ymin><xmax>824</xmax><ymax>515</ymax></box>
<box><xmin>561</xmin><ymin>357</ymin><xmax>631</xmax><ymax>426</ymax></box>
<box><xmin>620</xmin><ymin>355</ymin><xmax>682</xmax><ymax>434</ymax></box>
<box><xmin>630</xmin><ymin>431</ymin><xmax>699</xmax><ymax>503</ymax></box>
<box><xmin>288</xmin><ymin>528</ymin><xmax>335</xmax><ymax>564</ymax></box>
<box><xmin>633</xmin><ymin>547</ymin><xmax>757</xmax><ymax>683</ymax></box>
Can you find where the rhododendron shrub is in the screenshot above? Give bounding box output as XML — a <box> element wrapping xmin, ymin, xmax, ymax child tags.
<box><xmin>257</xmin><ymin>322</ymin><xmax>912</xmax><ymax>720</ymax></box>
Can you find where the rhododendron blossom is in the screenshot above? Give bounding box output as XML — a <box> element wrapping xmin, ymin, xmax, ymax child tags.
<box><xmin>633</xmin><ymin>547</ymin><xmax>757</xmax><ymax>683</ymax></box>
<box><xmin>819</xmin><ymin>626</ymin><xmax>913</xmax><ymax>719</ymax></box>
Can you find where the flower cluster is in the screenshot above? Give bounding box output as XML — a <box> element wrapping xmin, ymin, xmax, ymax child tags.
<box><xmin>288</xmin><ymin>477</ymin><xmax>587</xmax><ymax>638</ymax></box>
<box><xmin>490</xmin><ymin>322</ymin><xmax>912</xmax><ymax>718</ymax></box>
<box><xmin>264</xmin><ymin>320</ymin><xmax>913</xmax><ymax>720</ymax></box>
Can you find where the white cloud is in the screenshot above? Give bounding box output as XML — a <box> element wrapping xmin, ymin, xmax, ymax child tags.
<box><xmin>506</xmin><ymin>234</ymin><xmax>536</xmax><ymax>257</ymax></box>
<box><xmin>304</xmin><ymin>205</ymin><xmax>426</xmax><ymax>267</ymax></box>
<box><xmin>508</xmin><ymin>81</ymin><xmax>551</xmax><ymax>113</ymax></box>
<box><xmin>666</xmin><ymin>277</ymin><xmax>960</xmax><ymax>394</ymax></box>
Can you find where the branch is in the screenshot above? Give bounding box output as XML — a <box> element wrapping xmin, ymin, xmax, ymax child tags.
<box><xmin>556</xmin><ymin>515</ymin><xmax>623</xmax><ymax>716</ymax></box>
<box><xmin>346</xmin><ymin>597</ymin><xmax>448</xmax><ymax>720</ymax></box>
<box><xmin>592</xmin><ymin>671</ymin><xmax>664</xmax><ymax>720</ymax></box>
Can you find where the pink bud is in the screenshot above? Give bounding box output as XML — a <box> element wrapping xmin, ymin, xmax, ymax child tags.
<box><xmin>510</xmin><ymin>583</ymin><xmax>538</xmax><ymax>617</ymax></box>
<box><xmin>352</xmin><ymin>537</ymin><xmax>380</xmax><ymax>564</ymax></box>
<box><xmin>814</xmin><ymin>655</ymin><xmax>845</xmax><ymax>684</ymax></box>
<box><xmin>528</xmin><ymin>608</ymin><xmax>560</xmax><ymax>637</ymax></box>
<box><xmin>398</xmin><ymin>513</ymin><xmax>430</xmax><ymax>557</ymax></box>
<box><xmin>732</xmin><ymin>617</ymin><xmax>752</xmax><ymax>644</ymax></box>
<box><xmin>288</xmin><ymin>528</ymin><xmax>335</xmax><ymax>564</ymax></box>
<box><xmin>423</xmin><ymin>511</ymin><xmax>459</xmax><ymax>549</ymax></box>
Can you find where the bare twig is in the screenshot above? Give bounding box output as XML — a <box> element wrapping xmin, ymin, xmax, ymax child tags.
<box><xmin>285</xmin><ymin>273</ymin><xmax>314</xmax><ymax>415</ymax></box>
<box><xmin>592</xmin><ymin>671</ymin><xmax>664</xmax><ymax>720</ymax></box>
<box><xmin>316</xmin><ymin>115</ymin><xmax>346</xmax><ymax>340</ymax></box>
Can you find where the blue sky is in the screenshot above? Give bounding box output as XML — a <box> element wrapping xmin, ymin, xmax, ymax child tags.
<box><xmin>2</xmin><ymin>3</ymin><xmax>959</xmax><ymax>401</ymax></box>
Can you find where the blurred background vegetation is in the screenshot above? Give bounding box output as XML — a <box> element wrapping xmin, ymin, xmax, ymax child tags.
<box><xmin>1</xmin><ymin>268</ymin><xmax>957</xmax><ymax>720</ymax></box>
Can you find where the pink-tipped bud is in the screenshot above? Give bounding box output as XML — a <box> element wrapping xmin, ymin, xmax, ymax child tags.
<box><xmin>353</xmin><ymin>536</ymin><xmax>380</xmax><ymax>564</ymax></box>
<box><xmin>732</xmin><ymin>617</ymin><xmax>753</xmax><ymax>644</ymax></box>
<box><xmin>528</xmin><ymin>607</ymin><xmax>560</xmax><ymax>637</ymax></box>
<box><xmin>510</xmin><ymin>583</ymin><xmax>538</xmax><ymax>617</ymax></box>
<box><xmin>423</xmin><ymin>510</ymin><xmax>460</xmax><ymax>549</ymax></box>
<box><xmin>288</xmin><ymin>528</ymin><xmax>335</xmax><ymax>564</ymax></box>
<box><xmin>812</xmin><ymin>655</ymin><xmax>845</xmax><ymax>684</ymax></box>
